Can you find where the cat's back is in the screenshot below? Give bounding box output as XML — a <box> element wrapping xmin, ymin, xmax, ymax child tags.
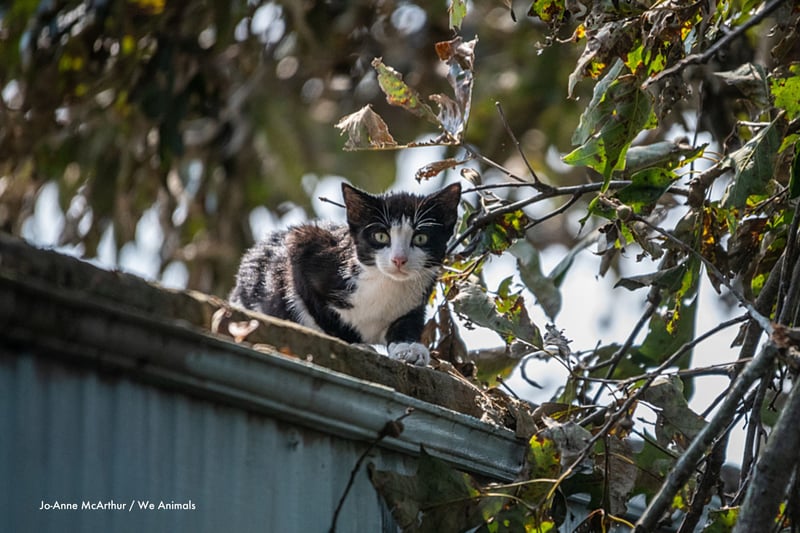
<box><xmin>229</xmin><ymin>222</ymin><xmax>353</xmax><ymax>318</ymax></box>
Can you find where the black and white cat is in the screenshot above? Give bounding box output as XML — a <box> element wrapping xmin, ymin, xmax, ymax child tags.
<box><xmin>229</xmin><ymin>182</ymin><xmax>461</xmax><ymax>366</ymax></box>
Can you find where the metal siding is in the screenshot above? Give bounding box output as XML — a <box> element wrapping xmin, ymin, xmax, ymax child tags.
<box><xmin>2</xmin><ymin>350</ymin><xmax>413</xmax><ymax>533</ymax></box>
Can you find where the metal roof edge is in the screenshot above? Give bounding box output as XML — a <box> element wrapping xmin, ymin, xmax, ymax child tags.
<box><xmin>1</xmin><ymin>272</ymin><xmax>526</xmax><ymax>481</ymax></box>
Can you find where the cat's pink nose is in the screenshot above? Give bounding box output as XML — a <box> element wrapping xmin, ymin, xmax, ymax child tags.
<box><xmin>392</xmin><ymin>256</ymin><xmax>407</xmax><ymax>268</ymax></box>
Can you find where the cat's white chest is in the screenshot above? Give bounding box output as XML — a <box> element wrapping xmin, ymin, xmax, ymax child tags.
<box><xmin>336</xmin><ymin>267</ymin><xmax>426</xmax><ymax>344</ymax></box>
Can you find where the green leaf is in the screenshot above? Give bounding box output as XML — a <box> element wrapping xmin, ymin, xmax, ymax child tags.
<box><xmin>518</xmin><ymin>434</ymin><xmax>561</xmax><ymax>506</ymax></box>
<box><xmin>615</xmin><ymin>262</ymin><xmax>689</xmax><ymax>292</ymax></box>
<box><xmin>448</xmin><ymin>0</ymin><xmax>467</xmax><ymax>30</ymax></box>
<box><xmin>769</xmin><ymin>63</ymin><xmax>800</xmax><ymax>121</ymax></box>
<box><xmin>720</xmin><ymin>119</ymin><xmax>780</xmax><ymax>208</ymax></box>
<box><xmin>701</xmin><ymin>507</ymin><xmax>739</xmax><ymax>533</ymax></box>
<box><xmin>369</xmin><ymin>448</ymin><xmax>483</xmax><ymax>533</ymax></box>
<box><xmin>641</xmin><ymin>376</ymin><xmax>707</xmax><ymax>450</ymax></box>
<box><xmin>371</xmin><ymin>58</ymin><xmax>439</xmax><ymax>125</ymax></box>
<box><xmin>564</xmin><ymin>62</ymin><xmax>657</xmax><ymax>186</ymax></box>
<box><xmin>715</xmin><ymin>63</ymin><xmax>770</xmax><ymax>110</ymax></box>
<box><xmin>630</xmin><ymin>257</ymin><xmax>700</xmax><ymax>377</ymax></box>
<box><xmin>452</xmin><ymin>282</ymin><xmax>542</xmax><ymax>347</ymax></box>
<box><xmin>614</xmin><ymin>168</ymin><xmax>677</xmax><ymax>214</ymax></box>
<box><xmin>622</xmin><ymin>141</ymin><xmax>706</xmax><ymax>175</ymax></box>
<box><xmin>571</xmin><ymin>60</ymin><xmax>625</xmax><ymax>146</ymax></box>
<box><xmin>527</xmin><ymin>0</ymin><xmax>566</xmax><ymax>24</ymax></box>
<box><xmin>511</xmin><ymin>241</ymin><xmax>562</xmax><ymax>319</ymax></box>
<box><xmin>634</xmin><ymin>296</ymin><xmax>698</xmax><ymax>368</ymax></box>
<box><xmin>480</xmin><ymin>210</ymin><xmax>530</xmax><ymax>254</ymax></box>
<box><xmin>630</xmin><ymin>437</ymin><xmax>675</xmax><ymax>500</ymax></box>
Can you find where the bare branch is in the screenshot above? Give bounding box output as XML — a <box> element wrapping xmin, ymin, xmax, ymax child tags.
<box><xmin>616</xmin><ymin>315</ymin><xmax>749</xmax><ymax>387</ymax></box>
<box><xmin>634</xmin><ymin>342</ymin><xmax>780</xmax><ymax>532</ymax></box>
<box><xmin>778</xmin><ymin>199</ymin><xmax>800</xmax><ymax>324</ymax></box>
<box><xmin>494</xmin><ymin>101</ymin><xmax>553</xmax><ymax>192</ymax></box>
<box><xmin>678</xmin><ymin>431</ymin><xmax>728</xmax><ymax>533</ymax></box>
<box><xmin>634</xmin><ymin>215</ymin><xmax>774</xmax><ymax>335</ymax></box>
<box><xmin>448</xmin><ymin>181</ymin><xmax>633</xmax><ymax>255</ymax></box>
<box><xmin>735</xmin><ymin>370</ymin><xmax>800</xmax><ymax>532</ymax></box>
<box><xmin>591</xmin><ymin>285</ymin><xmax>661</xmax><ymax>404</ymax></box>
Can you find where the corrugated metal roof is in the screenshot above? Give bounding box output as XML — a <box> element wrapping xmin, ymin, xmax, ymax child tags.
<box><xmin>1</xmin><ymin>236</ymin><xmax>528</xmax><ymax>532</ymax></box>
<box><xmin>2</xmin><ymin>350</ymin><xmax>414</xmax><ymax>532</ymax></box>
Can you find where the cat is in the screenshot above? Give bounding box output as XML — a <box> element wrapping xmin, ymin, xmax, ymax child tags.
<box><xmin>229</xmin><ymin>182</ymin><xmax>461</xmax><ymax>366</ymax></box>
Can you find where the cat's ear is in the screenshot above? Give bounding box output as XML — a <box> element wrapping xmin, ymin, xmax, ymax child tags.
<box><xmin>426</xmin><ymin>183</ymin><xmax>461</xmax><ymax>230</ymax></box>
<box><xmin>341</xmin><ymin>183</ymin><xmax>378</xmax><ymax>226</ymax></box>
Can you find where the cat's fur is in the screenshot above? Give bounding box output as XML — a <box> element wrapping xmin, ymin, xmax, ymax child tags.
<box><xmin>229</xmin><ymin>182</ymin><xmax>461</xmax><ymax>365</ymax></box>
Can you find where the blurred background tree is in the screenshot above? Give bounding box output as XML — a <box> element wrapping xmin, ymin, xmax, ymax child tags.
<box><xmin>0</xmin><ymin>0</ymin><xmax>592</xmax><ymax>294</ymax></box>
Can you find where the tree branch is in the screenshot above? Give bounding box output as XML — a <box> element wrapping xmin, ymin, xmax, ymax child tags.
<box><xmin>448</xmin><ymin>180</ymin><xmax>639</xmax><ymax>255</ymax></box>
<box><xmin>778</xmin><ymin>199</ymin><xmax>800</xmax><ymax>324</ymax></box>
<box><xmin>677</xmin><ymin>431</ymin><xmax>728</xmax><ymax>533</ymax></box>
<box><xmin>634</xmin><ymin>342</ymin><xmax>779</xmax><ymax>532</ymax></box>
<box><xmin>634</xmin><ymin>215</ymin><xmax>774</xmax><ymax>336</ymax></box>
<box><xmin>641</xmin><ymin>0</ymin><xmax>790</xmax><ymax>89</ymax></box>
<box><xmin>734</xmin><ymin>368</ymin><xmax>800</xmax><ymax>532</ymax></box>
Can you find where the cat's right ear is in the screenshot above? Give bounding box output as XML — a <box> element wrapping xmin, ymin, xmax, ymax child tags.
<box><xmin>341</xmin><ymin>183</ymin><xmax>376</xmax><ymax>226</ymax></box>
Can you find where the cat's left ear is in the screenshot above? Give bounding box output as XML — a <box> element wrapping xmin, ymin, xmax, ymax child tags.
<box><xmin>425</xmin><ymin>183</ymin><xmax>461</xmax><ymax>229</ymax></box>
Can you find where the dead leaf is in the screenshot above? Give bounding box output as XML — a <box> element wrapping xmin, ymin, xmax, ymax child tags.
<box><xmin>414</xmin><ymin>157</ymin><xmax>464</xmax><ymax>182</ymax></box>
<box><xmin>334</xmin><ymin>104</ymin><xmax>397</xmax><ymax>150</ymax></box>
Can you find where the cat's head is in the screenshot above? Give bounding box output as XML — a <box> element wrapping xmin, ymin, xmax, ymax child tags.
<box><xmin>341</xmin><ymin>182</ymin><xmax>461</xmax><ymax>281</ymax></box>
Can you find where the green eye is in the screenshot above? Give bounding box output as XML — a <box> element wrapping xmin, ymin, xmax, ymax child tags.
<box><xmin>412</xmin><ymin>233</ymin><xmax>428</xmax><ymax>246</ymax></box>
<box><xmin>373</xmin><ymin>231</ymin><xmax>390</xmax><ymax>244</ymax></box>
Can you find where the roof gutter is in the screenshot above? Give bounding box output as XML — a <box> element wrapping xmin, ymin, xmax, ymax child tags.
<box><xmin>0</xmin><ymin>271</ymin><xmax>526</xmax><ymax>481</ymax></box>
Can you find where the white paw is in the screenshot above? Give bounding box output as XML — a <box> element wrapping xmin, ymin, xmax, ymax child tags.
<box><xmin>387</xmin><ymin>342</ymin><xmax>430</xmax><ymax>366</ymax></box>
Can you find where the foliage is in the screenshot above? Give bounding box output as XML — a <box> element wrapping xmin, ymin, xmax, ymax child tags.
<box><xmin>334</xmin><ymin>0</ymin><xmax>800</xmax><ymax>531</ymax></box>
<box><xmin>4</xmin><ymin>0</ymin><xmax>800</xmax><ymax>531</ymax></box>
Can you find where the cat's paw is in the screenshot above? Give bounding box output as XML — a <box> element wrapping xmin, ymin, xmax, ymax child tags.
<box><xmin>387</xmin><ymin>342</ymin><xmax>430</xmax><ymax>366</ymax></box>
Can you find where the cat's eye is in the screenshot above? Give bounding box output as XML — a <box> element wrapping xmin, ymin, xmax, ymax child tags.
<box><xmin>412</xmin><ymin>233</ymin><xmax>428</xmax><ymax>246</ymax></box>
<box><xmin>373</xmin><ymin>231</ymin><xmax>390</xmax><ymax>244</ymax></box>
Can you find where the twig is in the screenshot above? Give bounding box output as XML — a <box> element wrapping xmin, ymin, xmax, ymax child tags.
<box><xmin>677</xmin><ymin>431</ymin><xmax>728</xmax><ymax>533</ymax></box>
<box><xmin>634</xmin><ymin>215</ymin><xmax>774</xmax><ymax>335</ymax></box>
<box><xmin>591</xmin><ymin>285</ymin><xmax>661</xmax><ymax>404</ymax></box>
<box><xmin>447</xmin><ymin>181</ymin><xmax>620</xmax><ymax>255</ymax></box>
<box><xmin>494</xmin><ymin>101</ymin><xmax>553</xmax><ymax>192</ymax></box>
<box><xmin>520</xmin><ymin>356</ymin><xmax>544</xmax><ymax>389</ymax></box>
<box><xmin>634</xmin><ymin>342</ymin><xmax>780</xmax><ymax>532</ymax></box>
<box><xmin>549</xmin><ymin>311</ymin><xmax>742</xmax><ymax>502</ymax></box>
<box><xmin>464</xmin><ymin>180</ymin><xmax>690</xmax><ymax>197</ymax></box>
<box><xmin>777</xmin><ymin>199</ymin><xmax>800</xmax><ymax>324</ymax></box>
<box><xmin>329</xmin><ymin>408</ymin><xmax>414</xmax><ymax>533</ymax></box>
<box><xmin>733</xmin><ymin>376</ymin><xmax>769</xmax><ymax>505</ymax></box>
<box><xmin>735</xmin><ymin>368</ymin><xmax>800</xmax><ymax>532</ymax></box>
<box><xmin>733</xmin><ymin>254</ymin><xmax>784</xmax><ymax>490</ymax></box>
<box><xmin>616</xmin><ymin>315</ymin><xmax>749</xmax><ymax>387</ymax></box>
<box><xmin>318</xmin><ymin>196</ymin><xmax>345</xmax><ymax>208</ymax></box>
<box><xmin>462</xmin><ymin>144</ymin><xmax>528</xmax><ymax>183</ymax></box>
<box><xmin>496</xmin><ymin>376</ymin><xmax>521</xmax><ymax>399</ymax></box>
<box><xmin>641</xmin><ymin>0</ymin><xmax>790</xmax><ymax>89</ymax></box>
<box><xmin>525</xmin><ymin>193</ymin><xmax>581</xmax><ymax>230</ymax></box>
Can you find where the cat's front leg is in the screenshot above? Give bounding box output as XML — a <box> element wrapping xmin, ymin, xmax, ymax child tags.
<box><xmin>387</xmin><ymin>342</ymin><xmax>430</xmax><ymax>366</ymax></box>
<box><xmin>385</xmin><ymin>306</ymin><xmax>429</xmax><ymax>366</ymax></box>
